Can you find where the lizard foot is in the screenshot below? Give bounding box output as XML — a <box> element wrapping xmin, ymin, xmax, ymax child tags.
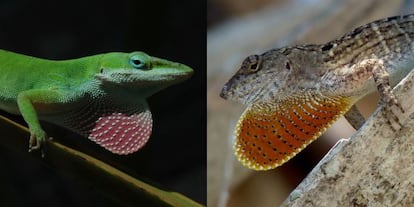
<box><xmin>28</xmin><ymin>129</ymin><xmax>47</xmax><ymax>157</ymax></box>
<box><xmin>370</xmin><ymin>58</ymin><xmax>405</xmax><ymax>132</ymax></box>
<box><xmin>382</xmin><ymin>99</ymin><xmax>405</xmax><ymax>132</ymax></box>
<box><xmin>379</xmin><ymin>92</ymin><xmax>405</xmax><ymax>132</ymax></box>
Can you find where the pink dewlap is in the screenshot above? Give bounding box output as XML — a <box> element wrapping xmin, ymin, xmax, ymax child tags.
<box><xmin>88</xmin><ymin>110</ymin><xmax>152</xmax><ymax>154</ymax></box>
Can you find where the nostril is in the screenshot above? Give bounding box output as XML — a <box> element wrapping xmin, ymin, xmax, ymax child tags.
<box><xmin>100</xmin><ymin>68</ymin><xmax>104</xmax><ymax>73</ymax></box>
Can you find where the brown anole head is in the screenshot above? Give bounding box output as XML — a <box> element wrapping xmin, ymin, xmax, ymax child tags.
<box><xmin>220</xmin><ymin>48</ymin><xmax>293</xmax><ymax>105</ymax></box>
<box><xmin>221</xmin><ymin>47</ymin><xmax>325</xmax><ymax>105</ymax></box>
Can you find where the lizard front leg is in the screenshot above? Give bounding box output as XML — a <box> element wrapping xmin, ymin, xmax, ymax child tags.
<box><xmin>17</xmin><ymin>89</ymin><xmax>66</xmax><ymax>153</ymax></box>
<box><xmin>371</xmin><ymin>59</ymin><xmax>405</xmax><ymax>131</ymax></box>
<box><xmin>346</xmin><ymin>59</ymin><xmax>405</xmax><ymax>131</ymax></box>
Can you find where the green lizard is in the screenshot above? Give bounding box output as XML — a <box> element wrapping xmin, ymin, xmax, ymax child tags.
<box><xmin>0</xmin><ymin>49</ymin><xmax>193</xmax><ymax>154</ymax></box>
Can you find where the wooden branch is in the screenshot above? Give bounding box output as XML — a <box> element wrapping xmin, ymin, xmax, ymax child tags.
<box><xmin>0</xmin><ymin>115</ymin><xmax>202</xmax><ymax>207</ymax></box>
<box><xmin>281</xmin><ymin>69</ymin><xmax>414</xmax><ymax>206</ymax></box>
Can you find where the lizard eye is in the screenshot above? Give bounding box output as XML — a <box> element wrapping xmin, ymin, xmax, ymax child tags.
<box><xmin>130</xmin><ymin>55</ymin><xmax>147</xmax><ymax>69</ymax></box>
<box><xmin>240</xmin><ymin>55</ymin><xmax>262</xmax><ymax>74</ymax></box>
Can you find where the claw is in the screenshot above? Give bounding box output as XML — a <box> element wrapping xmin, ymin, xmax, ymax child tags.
<box><xmin>383</xmin><ymin>106</ymin><xmax>404</xmax><ymax>132</ymax></box>
<box><xmin>27</xmin><ymin>130</ymin><xmax>47</xmax><ymax>157</ymax></box>
<box><xmin>394</xmin><ymin>100</ymin><xmax>405</xmax><ymax>114</ymax></box>
<box><xmin>28</xmin><ymin>134</ymin><xmax>37</xmax><ymax>152</ymax></box>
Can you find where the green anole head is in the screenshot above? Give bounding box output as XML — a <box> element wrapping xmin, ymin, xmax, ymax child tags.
<box><xmin>97</xmin><ymin>51</ymin><xmax>193</xmax><ymax>96</ymax></box>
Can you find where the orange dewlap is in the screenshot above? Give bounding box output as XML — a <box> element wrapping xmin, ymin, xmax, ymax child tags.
<box><xmin>234</xmin><ymin>93</ymin><xmax>353</xmax><ymax>170</ymax></box>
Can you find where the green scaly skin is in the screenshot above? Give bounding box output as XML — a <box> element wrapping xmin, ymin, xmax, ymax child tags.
<box><xmin>0</xmin><ymin>49</ymin><xmax>193</xmax><ymax>154</ymax></box>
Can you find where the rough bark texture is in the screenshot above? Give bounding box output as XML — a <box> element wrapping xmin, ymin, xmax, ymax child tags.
<box><xmin>281</xmin><ymin>69</ymin><xmax>414</xmax><ymax>207</ymax></box>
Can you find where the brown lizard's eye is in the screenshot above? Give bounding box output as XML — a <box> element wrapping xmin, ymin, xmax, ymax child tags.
<box><xmin>240</xmin><ymin>55</ymin><xmax>262</xmax><ymax>74</ymax></box>
<box><xmin>249</xmin><ymin>62</ymin><xmax>259</xmax><ymax>71</ymax></box>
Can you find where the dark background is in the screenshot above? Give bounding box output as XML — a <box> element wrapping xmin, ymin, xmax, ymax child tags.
<box><xmin>0</xmin><ymin>0</ymin><xmax>205</xmax><ymax>206</ymax></box>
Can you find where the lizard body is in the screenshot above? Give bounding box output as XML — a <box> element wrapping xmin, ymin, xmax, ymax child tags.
<box><xmin>220</xmin><ymin>14</ymin><xmax>413</xmax><ymax>170</ymax></box>
<box><xmin>0</xmin><ymin>49</ymin><xmax>193</xmax><ymax>154</ymax></box>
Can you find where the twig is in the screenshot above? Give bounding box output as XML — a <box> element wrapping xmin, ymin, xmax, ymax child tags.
<box><xmin>0</xmin><ymin>115</ymin><xmax>203</xmax><ymax>207</ymax></box>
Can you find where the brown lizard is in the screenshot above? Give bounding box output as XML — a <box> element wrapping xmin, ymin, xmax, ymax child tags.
<box><xmin>220</xmin><ymin>14</ymin><xmax>412</xmax><ymax>171</ymax></box>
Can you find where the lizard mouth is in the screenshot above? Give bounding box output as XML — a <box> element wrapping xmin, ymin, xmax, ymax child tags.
<box><xmin>220</xmin><ymin>73</ymin><xmax>258</xmax><ymax>105</ymax></box>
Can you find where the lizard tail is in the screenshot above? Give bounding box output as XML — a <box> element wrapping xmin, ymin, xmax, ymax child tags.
<box><xmin>234</xmin><ymin>92</ymin><xmax>353</xmax><ymax>170</ymax></box>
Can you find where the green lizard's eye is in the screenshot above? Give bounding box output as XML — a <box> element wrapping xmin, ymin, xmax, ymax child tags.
<box><xmin>130</xmin><ymin>55</ymin><xmax>147</xmax><ymax>69</ymax></box>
